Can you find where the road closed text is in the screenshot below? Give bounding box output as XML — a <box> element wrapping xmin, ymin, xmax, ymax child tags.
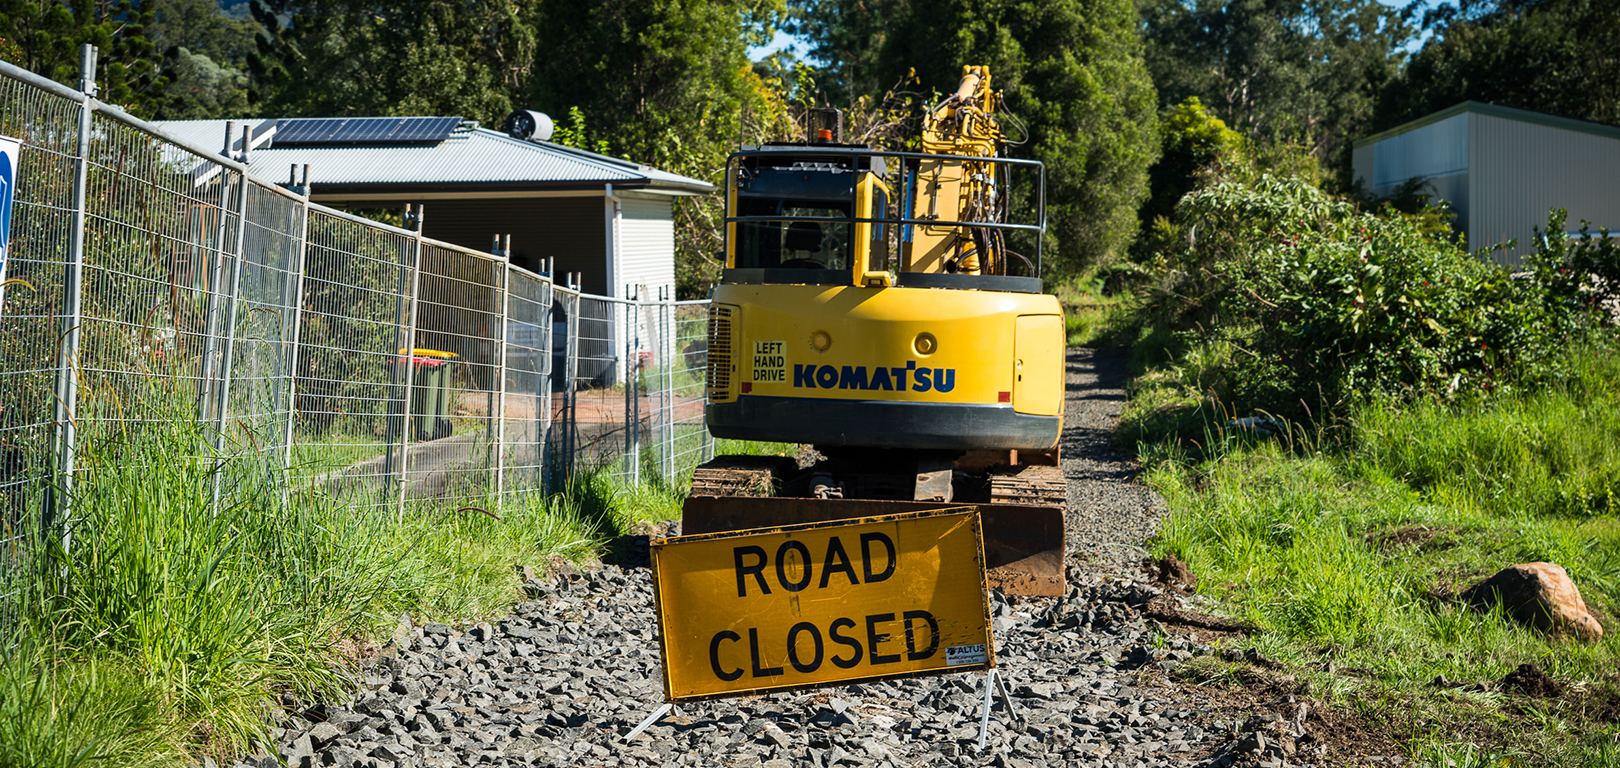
<box><xmin>650</xmin><ymin>510</ymin><xmax>994</xmax><ymax>701</ymax></box>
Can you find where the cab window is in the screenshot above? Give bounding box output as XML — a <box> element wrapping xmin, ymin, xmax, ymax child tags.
<box><xmin>735</xmin><ymin>198</ymin><xmax>852</xmax><ymax>271</ymax></box>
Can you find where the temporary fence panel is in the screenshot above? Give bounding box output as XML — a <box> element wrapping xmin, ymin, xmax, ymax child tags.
<box><xmin>0</xmin><ymin>52</ymin><xmax>723</xmax><ymax>638</ymax></box>
<box><xmin>547</xmin><ymin>286</ymin><xmax>580</xmax><ymax>488</ymax></box>
<box><xmin>572</xmin><ymin>294</ymin><xmax>634</xmax><ymax>481</ymax></box>
<box><xmin>633</xmin><ymin>295</ymin><xmax>714</xmax><ymax>485</ymax></box>
<box><xmin>0</xmin><ymin>70</ymin><xmax>85</xmax><ymax>627</ymax></box>
<box><xmin>218</xmin><ymin>181</ymin><xmax>306</xmax><ymax>480</ymax></box>
<box><xmin>665</xmin><ymin>300</ymin><xmax>714</xmax><ymax>474</ymax></box>
<box><xmin>291</xmin><ymin>208</ymin><xmax>416</xmax><ymax>507</ymax></box>
<box><xmin>398</xmin><ymin>240</ymin><xmax>505</xmax><ymax>505</ymax></box>
<box><xmin>502</xmin><ymin>268</ymin><xmax>551</xmax><ymax>499</ymax></box>
<box><xmin>79</xmin><ymin>110</ymin><xmax>241</xmax><ymax>453</ymax></box>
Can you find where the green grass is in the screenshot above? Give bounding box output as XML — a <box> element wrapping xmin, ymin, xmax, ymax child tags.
<box><xmin>2</xmin><ymin>415</ymin><xmax>683</xmax><ymax>766</ymax></box>
<box><xmin>1051</xmin><ymin>272</ymin><xmax>1142</xmax><ymax>347</ymax></box>
<box><xmin>1139</xmin><ymin>341</ymin><xmax>1620</xmax><ymax>764</ymax></box>
<box><xmin>287</xmin><ymin>425</ymin><xmax>394</xmax><ymax>475</ymax></box>
<box><xmin>0</xmin><ymin>645</ymin><xmax>174</xmax><ymax>767</ymax></box>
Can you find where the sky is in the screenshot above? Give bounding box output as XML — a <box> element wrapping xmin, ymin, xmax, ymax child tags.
<box><xmin>745</xmin><ymin>1</ymin><xmax>1443</xmax><ymax>63</ymax></box>
<box><xmin>747</xmin><ymin>29</ymin><xmax>811</xmax><ymax>62</ymax></box>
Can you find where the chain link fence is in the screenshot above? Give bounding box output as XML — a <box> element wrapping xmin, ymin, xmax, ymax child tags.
<box><xmin>0</xmin><ymin>54</ymin><xmax>715</xmax><ymax>624</ymax></box>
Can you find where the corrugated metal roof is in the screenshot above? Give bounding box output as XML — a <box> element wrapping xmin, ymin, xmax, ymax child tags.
<box><xmin>1355</xmin><ymin>101</ymin><xmax>1620</xmax><ymax>149</ymax></box>
<box><xmin>152</xmin><ymin>118</ymin><xmax>714</xmax><ymax>195</ymax></box>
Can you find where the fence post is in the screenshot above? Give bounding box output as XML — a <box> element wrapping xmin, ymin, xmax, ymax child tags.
<box><xmin>394</xmin><ymin>205</ymin><xmax>425</xmax><ymax>517</ymax></box>
<box><xmin>653</xmin><ymin>288</ymin><xmax>665</xmax><ymax>481</ymax></box>
<box><xmin>280</xmin><ymin>167</ymin><xmax>312</xmax><ymax>486</ymax></box>
<box><xmin>625</xmin><ymin>287</ymin><xmax>639</xmax><ymax>485</ymax></box>
<box><xmin>564</xmin><ymin>280</ymin><xmax>579</xmax><ymax>480</ymax></box>
<box><xmin>46</xmin><ymin>44</ymin><xmax>96</xmax><ymax>539</ymax></box>
<box><xmin>701</xmin><ymin>296</ymin><xmax>715</xmax><ymax>463</ymax></box>
<box><xmin>208</xmin><ymin>146</ymin><xmax>256</xmax><ymax>510</ymax></box>
<box><xmin>652</xmin><ymin>288</ymin><xmax>664</xmax><ymax>481</ymax></box>
<box><xmin>663</xmin><ymin>290</ymin><xmax>675</xmax><ymax>480</ymax></box>
<box><xmin>198</xmin><ymin>124</ymin><xmax>241</xmax><ymax>428</ymax></box>
<box><xmin>494</xmin><ymin>235</ymin><xmax>512</xmax><ymax>499</ymax></box>
<box><xmin>537</xmin><ymin>263</ymin><xmax>551</xmax><ymax>494</ymax></box>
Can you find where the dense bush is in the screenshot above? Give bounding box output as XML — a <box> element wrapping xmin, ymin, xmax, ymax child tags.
<box><xmin>1525</xmin><ymin>208</ymin><xmax>1620</xmax><ymax>324</ymax></box>
<box><xmin>1165</xmin><ymin>176</ymin><xmax>1571</xmax><ymax>415</ymax></box>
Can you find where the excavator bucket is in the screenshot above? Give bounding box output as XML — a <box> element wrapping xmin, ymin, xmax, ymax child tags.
<box><xmin>680</xmin><ymin>496</ymin><xmax>1067</xmax><ymax>596</ymax></box>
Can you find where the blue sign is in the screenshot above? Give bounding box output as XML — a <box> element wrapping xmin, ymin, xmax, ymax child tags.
<box><xmin>0</xmin><ymin>136</ymin><xmax>18</xmax><ymax>307</ymax></box>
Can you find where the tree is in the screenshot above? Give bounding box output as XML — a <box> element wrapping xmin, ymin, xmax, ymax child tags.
<box><xmin>527</xmin><ymin>0</ymin><xmax>767</xmax><ymax>172</ymax></box>
<box><xmin>1140</xmin><ymin>0</ymin><xmax>1410</xmax><ymax>188</ymax></box>
<box><xmin>0</xmin><ymin>0</ymin><xmax>168</xmax><ymax>115</ymax></box>
<box><xmin>246</xmin><ymin>0</ymin><xmax>780</xmax><ymax>296</ymax></box>
<box><xmin>1139</xmin><ymin>96</ymin><xmax>1242</xmax><ymax>235</ymax></box>
<box><xmin>526</xmin><ymin>0</ymin><xmax>787</xmax><ymax>295</ymax></box>
<box><xmin>248</xmin><ymin>0</ymin><xmax>535</xmax><ymax>119</ymax></box>
<box><xmin>1376</xmin><ymin>0</ymin><xmax>1620</xmax><ymax>131</ymax></box>
<box><xmin>787</xmin><ymin>0</ymin><xmax>907</xmax><ymax>104</ymax></box>
<box><xmin>140</xmin><ymin>0</ymin><xmax>259</xmax><ymax>119</ymax></box>
<box><xmin>160</xmin><ymin>45</ymin><xmax>248</xmax><ymax>118</ymax></box>
<box><xmin>146</xmin><ymin>0</ymin><xmax>258</xmax><ymax>65</ymax></box>
<box><xmin>795</xmin><ymin>0</ymin><xmax>1161</xmax><ymax>273</ymax></box>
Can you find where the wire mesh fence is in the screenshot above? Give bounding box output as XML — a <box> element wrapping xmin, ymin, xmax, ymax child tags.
<box><xmin>0</xmin><ymin>69</ymin><xmax>83</xmax><ymax>632</ymax></box>
<box><xmin>0</xmin><ymin>55</ymin><xmax>713</xmax><ymax>627</ymax></box>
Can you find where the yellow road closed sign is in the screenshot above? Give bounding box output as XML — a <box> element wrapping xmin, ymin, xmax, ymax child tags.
<box><xmin>651</xmin><ymin>509</ymin><xmax>994</xmax><ymax>701</ymax></box>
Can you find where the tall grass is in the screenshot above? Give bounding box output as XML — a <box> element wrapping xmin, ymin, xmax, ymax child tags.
<box><xmin>1051</xmin><ymin>271</ymin><xmax>1141</xmax><ymax>346</ymax></box>
<box><xmin>1143</xmin><ymin>341</ymin><xmax>1620</xmax><ymax>763</ymax></box>
<box><xmin>0</xmin><ymin>413</ymin><xmax>681</xmax><ymax>765</ymax></box>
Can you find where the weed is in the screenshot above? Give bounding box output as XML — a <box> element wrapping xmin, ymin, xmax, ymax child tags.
<box><xmin>1</xmin><ymin>412</ymin><xmax>681</xmax><ymax>764</ymax></box>
<box><xmin>1140</xmin><ymin>340</ymin><xmax>1620</xmax><ymax>764</ymax></box>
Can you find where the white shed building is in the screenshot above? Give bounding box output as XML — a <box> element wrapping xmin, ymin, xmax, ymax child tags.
<box><xmin>153</xmin><ymin>116</ymin><xmax>712</xmax><ymax>300</ymax></box>
<box><xmin>1352</xmin><ymin>101</ymin><xmax>1620</xmax><ymax>265</ymax></box>
<box><xmin>155</xmin><ymin>115</ymin><xmax>712</xmax><ymax>386</ymax></box>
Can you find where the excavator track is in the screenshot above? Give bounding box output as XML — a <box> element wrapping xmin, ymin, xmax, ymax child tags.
<box><xmin>686</xmin><ymin>456</ymin><xmax>795</xmax><ymax>498</ymax></box>
<box><xmin>683</xmin><ymin>453</ymin><xmax>1067</xmax><ymax>596</ymax></box>
<box><xmin>990</xmin><ymin>465</ymin><xmax>1067</xmax><ymax>507</ymax></box>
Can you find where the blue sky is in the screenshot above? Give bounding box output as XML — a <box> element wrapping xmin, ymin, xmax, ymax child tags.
<box><xmin>746</xmin><ymin>1</ymin><xmax>1441</xmax><ymax>63</ymax></box>
<box><xmin>748</xmin><ymin>29</ymin><xmax>811</xmax><ymax>62</ymax></box>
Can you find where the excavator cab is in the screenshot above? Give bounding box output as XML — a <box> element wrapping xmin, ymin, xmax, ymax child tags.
<box><xmin>728</xmin><ymin>147</ymin><xmax>888</xmax><ymax>279</ymax></box>
<box><xmin>687</xmin><ymin>69</ymin><xmax>1070</xmax><ymax>596</ymax></box>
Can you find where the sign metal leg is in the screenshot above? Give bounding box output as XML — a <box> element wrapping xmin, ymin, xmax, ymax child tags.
<box><xmin>994</xmin><ymin>668</ymin><xmax>1020</xmax><ymax>722</ymax></box>
<box><xmin>977</xmin><ymin>668</ymin><xmax>1021</xmax><ymax>751</ymax></box>
<box><xmin>625</xmin><ymin>702</ymin><xmax>673</xmax><ymax>742</ymax></box>
<box><xmin>977</xmin><ymin>669</ymin><xmax>997</xmax><ymax>750</ymax></box>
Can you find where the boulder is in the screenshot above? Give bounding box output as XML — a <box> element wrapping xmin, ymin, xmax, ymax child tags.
<box><xmin>1461</xmin><ymin>562</ymin><xmax>1603</xmax><ymax>642</ymax></box>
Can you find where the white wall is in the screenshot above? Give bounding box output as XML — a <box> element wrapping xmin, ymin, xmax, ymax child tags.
<box><xmin>618</xmin><ymin>192</ymin><xmax>677</xmax><ymax>299</ymax></box>
<box><xmin>1471</xmin><ymin>113</ymin><xmax>1620</xmax><ymax>265</ymax></box>
<box><xmin>614</xmin><ymin>192</ymin><xmax>679</xmax><ymax>370</ymax></box>
<box><xmin>1368</xmin><ymin>112</ymin><xmax>1469</xmax><ymax>191</ymax></box>
<box><xmin>1354</xmin><ymin>106</ymin><xmax>1620</xmax><ymax>265</ymax></box>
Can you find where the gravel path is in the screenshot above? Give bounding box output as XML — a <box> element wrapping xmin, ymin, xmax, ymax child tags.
<box><xmin>1059</xmin><ymin>348</ymin><xmax>1164</xmax><ymax>571</ymax></box>
<box><xmin>234</xmin><ymin>348</ymin><xmax>1356</xmax><ymax>768</ymax></box>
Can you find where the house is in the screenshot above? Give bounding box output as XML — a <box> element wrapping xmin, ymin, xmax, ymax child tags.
<box><xmin>1352</xmin><ymin>101</ymin><xmax>1620</xmax><ymax>264</ymax></box>
<box><xmin>153</xmin><ymin>114</ymin><xmax>713</xmax><ymax>300</ymax></box>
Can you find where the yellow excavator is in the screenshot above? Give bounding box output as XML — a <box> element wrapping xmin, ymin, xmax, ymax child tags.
<box><xmin>683</xmin><ymin>66</ymin><xmax>1068</xmax><ymax>595</ymax></box>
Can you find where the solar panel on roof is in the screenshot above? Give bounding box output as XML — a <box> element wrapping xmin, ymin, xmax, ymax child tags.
<box><xmin>342</xmin><ymin>117</ymin><xmax>402</xmax><ymax>142</ymax></box>
<box><xmin>274</xmin><ymin>116</ymin><xmax>463</xmax><ymax>146</ymax></box>
<box><xmin>392</xmin><ymin>117</ymin><xmax>462</xmax><ymax>142</ymax></box>
<box><xmin>274</xmin><ymin>118</ymin><xmax>346</xmax><ymax>144</ymax></box>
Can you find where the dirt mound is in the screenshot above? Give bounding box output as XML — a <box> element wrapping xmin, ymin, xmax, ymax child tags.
<box><xmin>1144</xmin><ymin>554</ymin><xmax>1199</xmax><ymax>592</ymax></box>
<box><xmin>1183</xmin><ymin>687</ymin><xmax>1404</xmax><ymax>765</ymax></box>
<box><xmin>1578</xmin><ymin>684</ymin><xmax>1620</xmax><ymax>724</ymax></box>
<box><xmin>1364</xmin><ymin>525</ymin><xmax>1455</xmax><ymax>553</ymax></box>
<box><xmin>1501</xmin><ymin>663</ymin><xmax>1563</xmax><ymax>698</ymax></box>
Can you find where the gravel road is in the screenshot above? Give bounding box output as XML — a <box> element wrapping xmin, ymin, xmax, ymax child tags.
<box><xmin>233</xmin><ymin>348</ymin><xmax>1388</xmax><ymax>768</ymax></box>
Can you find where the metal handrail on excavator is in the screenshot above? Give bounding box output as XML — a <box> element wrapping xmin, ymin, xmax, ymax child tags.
<box><xmin>724</xmin><ymin>148</ymin><xmax>1048</xmax><ymax>277</ymax></box>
